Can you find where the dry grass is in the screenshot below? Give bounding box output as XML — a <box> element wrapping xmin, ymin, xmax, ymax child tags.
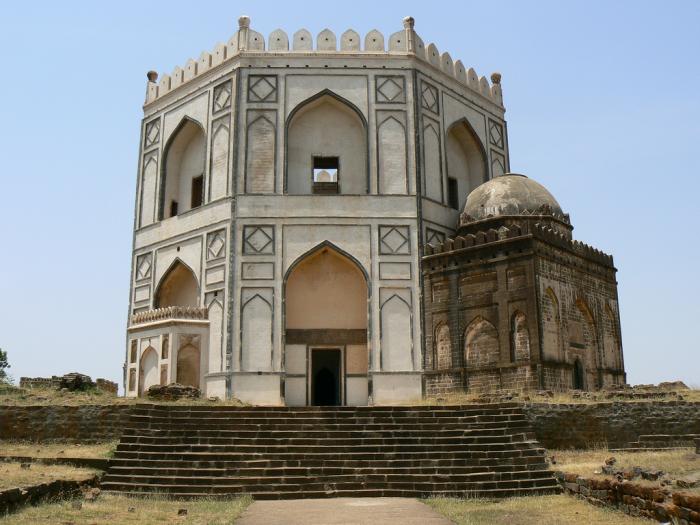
<box><xmin>425</xmin><ymin>494</ymin><xmax>650</xmax><ymax>524</ymax></box>
<box><xmin>0</xmin><ymin>462</ymin><xmax>98</xmax><ymax>491</ymax></box>
<box><xmin>0</xmin><ymin>493</ymin><xmax>252</xmax><ymax>524</ymax></box>
<box><xmin>551</xmin><ymin>447</ymin><xmax>699</xmax><ymax>479</ymax></box>
<box><xmin>0</xmin><ymin>440</ymin><xmax>117</xmax><ymax>459</ymax></box>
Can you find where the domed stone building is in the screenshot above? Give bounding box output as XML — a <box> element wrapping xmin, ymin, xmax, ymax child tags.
<box><xmin>423</xmin><ymin>174</ymin><xmax>625</xmax><ymax>394</ymax></box>
<box><xmin>124</xmin><ymin>15</ymin><xmax>624</xmax><ymax>404</ymax></box>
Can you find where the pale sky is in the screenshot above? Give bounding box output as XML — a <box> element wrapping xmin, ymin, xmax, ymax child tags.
<box><xmin>0</xmin><ymin>1</ymin><xmax>698</xmax><ymax>389</ymax></box>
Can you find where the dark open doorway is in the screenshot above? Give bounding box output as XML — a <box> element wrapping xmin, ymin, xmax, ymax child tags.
<box><xmin>311</xmin><ymin>348</ymin><xmax>341</xmax><ymax>406</ymax></box>
<box><xmin>573</xmin><ymin>358</ymin><xmax>585</xmax><ymax>390</ymax></box>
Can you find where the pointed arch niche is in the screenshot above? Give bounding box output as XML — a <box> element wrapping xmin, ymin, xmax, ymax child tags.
<box><xmin>286</xmin><ymin>91</ymin><xmax>368</xmax><ymax>195</ymax></box>
<box><xmin>161</xmin><ymin>117</ymin><xmax>206</xmax><ymax>219</ymax></box>
<box><xmin>445</xmin><ymin>119</ymin><xmax>487</xmax><ymax>210</ymax></box>
<box><xmin>284</xmin><ymin>243</ymin><xmax>369</xmax><ymax>405</ymax></box>
<box><xmin>154</xmin><ymin>260</ymin><xmax>199</xmax><ymax>308</ymax></box>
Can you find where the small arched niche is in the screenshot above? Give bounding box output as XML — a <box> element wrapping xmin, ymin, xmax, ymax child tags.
<box><xmin>445</xmin><ymin>120</ymin><xmax>487</xmax><ymax>210</ymax></box>
<box><xmin>161</xmin><ymin>118</ymin><xmax>206</xmax><ymax>219</ymax></box>
<box><xmin>139</xmin><ymin>346</ymin><xmax>159</xmax><ymax>396</ymax></box>
<box><xmin>154</xmin><ymin>260</ymin><xmax>199</xmax><ymax>308</ymax></box>
<box><xmin>286</xmin><ymin>92</ymin><xmax>368</xmax><ymax>195</ymax></box>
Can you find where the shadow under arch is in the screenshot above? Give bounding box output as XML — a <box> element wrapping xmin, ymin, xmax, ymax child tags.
<box><xmin>281</xmin><ymin>240</ymin><xmax>371</xmax><ymax>374</ymax></box>
<box><xmin>445</xmin><ymin>117</ymin><xmax>490</xmax><ymax>187</ymax></box>
<box><xmin>158</xmin><ymin>115</ymin><xmax>207</xmax><ymax>220</ymax></box>
<box><xmin>284</xmin><ymin>89</ymin><xmax>370</xmax><ymax>194</ymax></box>
<box><xmin>153</xmin><ymin>257</ymin><xmax>200</xmax><ymax>308</ymax></box>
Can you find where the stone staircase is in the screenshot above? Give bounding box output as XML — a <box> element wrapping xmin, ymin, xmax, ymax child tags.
<box><xmin>101</xmin><ymin>403</ymin><xmax>559</xmax><ymax>499</ymax></box>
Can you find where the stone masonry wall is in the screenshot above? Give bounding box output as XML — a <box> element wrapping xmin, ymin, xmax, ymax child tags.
<box><xmin>524</xmin><ymin>401</ymin><xmax>700</xmax><ymax>449</ymax></box>
<box><xmin>0</xmin><ymin>405</ymin><xmax>132</xmax><ymax>442</ymax></box>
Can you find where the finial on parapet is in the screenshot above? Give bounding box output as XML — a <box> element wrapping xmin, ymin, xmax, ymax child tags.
<box><xmin>147</xmin><ymin>70</ymin><xmax>158</xmax><ymax>82</ymax></box>
<box><xmin>403</xmin><ymin>16</ymin><xmax>415</xmax><ymax>29</ymax></box>
<box><xmin>490</xmin><ymin>72</ymin><xmax>502</xmax><ymax>85</ymax></box>
<box><xmin>238</xmin><ymin>15</ymin><xmax>251</xmax><ymax>29</ymax></box>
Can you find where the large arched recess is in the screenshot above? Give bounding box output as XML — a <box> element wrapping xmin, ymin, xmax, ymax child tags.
<box><xmin>285</xmin><ymin>90</ymin><xmax>369</xmax><ymax>195</ymax></box>
<box><xmin>445</xmin><ymin>118</ymin><xmax>488</xmax><ymax>210</ymax></box>
<box><xmin>154</xmin><ymin>259</ymin><xmax>200</xmax><ymax>308</ymax></box>
<box><xmin>283</xmin><ymin>241</ymin><xmax>369</xmax><ymax>333</ymax></box>
<box><xmin>159</xmin><ymin>117</ymin><xmax>206</xmax><ymax>220</ymax></box>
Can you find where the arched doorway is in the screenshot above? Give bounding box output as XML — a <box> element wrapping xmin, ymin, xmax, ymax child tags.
<box><xmin>176</xmin><ymin>343</ymin><xmax>201</xmax><ymax>388</ymax></box>
<box><xmin>284</xmin><ymin>243</ymin><xmax>368</xmax><ymax>406</ymax></box>
<box><xmin>160</xmin><ymin>118</ymin><xmax>206</xmax><ymax>219</ymax></box>
<box><xmin>573</xmin><ymin>359</ymin><xmax>585</xmax><ymax>390</ymax></box>
<box><xmin>154</xmin><ymin>260</ymin><xmax>199</xmax><ymax>308</ymax></box>
<box><xmin>445</xmin><ymin>120</ymin><xmax>487</xmax><ymax>210</ymax></box>
<box><xmin>138</xmin><ymin>346</ymin><xmax>158</xmax><ymax>396</ymax></box>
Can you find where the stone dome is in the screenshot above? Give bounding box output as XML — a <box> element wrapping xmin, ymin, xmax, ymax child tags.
<box><xmin>462</xmin><ymin>173</ymin><xmax>566</xmax><ymax>223</ymax></box>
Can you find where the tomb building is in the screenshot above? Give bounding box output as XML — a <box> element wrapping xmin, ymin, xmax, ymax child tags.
<box><xmin>125</xmin><ymin>16</ymin><xmax>624</xmax><ymax>404</ymax></box>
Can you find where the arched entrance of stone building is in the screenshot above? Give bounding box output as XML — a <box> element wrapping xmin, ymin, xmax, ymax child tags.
<box><xmin>176</xmin><ymin>343</ymin><xmax>201</xmax><ymax>389</ymax></box>
<box><xmin>138</xmin><ymin>346</ymin><xmax>159</xmax><ymax>396</ymax></box>
<box><xmin>284</xmin><ymin>242</ymin><xmax>368</xmax><ymax>406</ymax></box>
<box><xmin>573</xmin><ymin>358</ymin><xmax>585</xmax><ymax>390</ymax></box>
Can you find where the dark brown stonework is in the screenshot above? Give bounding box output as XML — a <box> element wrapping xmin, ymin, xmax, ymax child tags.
<box><xmin>422</xmin><ymin>175</ymin><xmax>626</xmax><ymax>395</ymax></box>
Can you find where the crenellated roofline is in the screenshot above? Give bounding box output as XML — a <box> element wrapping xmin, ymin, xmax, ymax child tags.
<box><xmin>144</xmin><ymin>15</ymin><xmax>504</xmax><ymax>108</ymax></box>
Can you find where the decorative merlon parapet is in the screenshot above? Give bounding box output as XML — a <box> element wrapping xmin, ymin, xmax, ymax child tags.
<box><xmin>130</xmin><ymin>306</ymin><xmax>209</xmax><ymax>326</ymax></box>
<box><xmin>423</xmin><ymin>222</ymin><xmax>614</xmax><ymax>268</ymax></box>
<box><xmin>145</xmin><ymin>15</ymin><xmax>503</xmax><ymax>107</ymax></box>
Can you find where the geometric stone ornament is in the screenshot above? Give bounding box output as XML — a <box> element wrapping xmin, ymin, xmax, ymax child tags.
<box><xmin>491</xmin><ymin>150</ymin><xmax>506</xmax><ymax>178</ymax></box>
<box><xmin>243</xmin><ymin>225</ymin><xmax>275</xmax><ymax>254</ymax></box>
<box><xmin>207</xmin><ymin>229</ymin><xmax>226</xmax><ymax>260</ymax></box>
<box><xmin>213</xmin><ymin>80</ymin><xmax>232</xmax><ymax>113</ymax></box>
<box><xmin>425</xmin><ymin>228</ymin><xmax>446</xmax><ymax>247</ymax></box>
<box><xmin>421</xmin><ymin>82</ymin><xmax>439</xmax><ymax>114</ymax></box>
<box><xmin>376</xmin><ymin>76</ymin><xmax>405</xmax><ymax>103</ymax></box>
<box><xmin>248</xmin><ymin>75</ymin><xmax>277</xmax><ymax>103</ymax></box>
<box><xmin>144</xmin><ymin>119</ymin><xmax>160</xmax><ymax>148</ymax></box>
<box><xmin>379</xmin><ymin>225</ymin><xmax>410</xmax><ymax>255</ymax></box>
<box><xmin>135</xmin><ymin>253</ymin><xmax>152</xmax><ymax>281</ymax></box>
<box><xmin>488</xmin><ymin>119</ymin><xmax>504</xmax><ymax>149</ymax></box>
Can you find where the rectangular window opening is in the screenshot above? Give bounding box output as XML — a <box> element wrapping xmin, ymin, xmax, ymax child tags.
<box><xmin>312</xmin><ymin>157</ymin><xmax>339</xmax><ymax>194</ymax></box>
<box><xmin>170</xmin><ymin>200</ymin><xmax>179</xmax><ymax>217</ymax></box>
<box><xmin>191</xmin><ymin>175</ymin><xmax>204</xmax><ymax>209</ymax></box>
<box><xmin>447</xmin><ymin>177</ymin><xmax>459</xmax><ymax>210</ymax></box>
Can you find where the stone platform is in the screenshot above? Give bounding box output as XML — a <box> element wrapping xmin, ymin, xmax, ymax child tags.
<box><xmin>101</xmin><ymin>403</ymin><xmax>558</xmax><ymax>499</ymax></box>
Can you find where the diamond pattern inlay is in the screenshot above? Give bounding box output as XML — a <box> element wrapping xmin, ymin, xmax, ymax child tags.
<box><xmin>144</xmin><ymin>120</ymin><xmax>160</xmax><ymax>148</ymax></box>
<box><xmin>213</xmin><ymin>81</ymin><xmax>232</xmax><ymax>112</ymax></box>
<box><xmin>136</xmin><ymin>253</ymin><xmax>152</xmax><ymax>280</ymax></box>
<box><xmin>489</xmin><ymin>119</ymin><xmax>504</xmax><ymax>149</ymax></box>
<box><xmin>248</xmin><ymin>75</ymin><xmax>277</xmax><ymax>103</ymax></box>
<box><xmin>421</xmin><ymin>83</ymin><xmax>439</xmax><ymax>114</ymax></box>
<box><xmin>207</xmin><ymin>230</ymin><xmax>226</xmax><ymax>260</ymax></box>
<box><xmin>425</xmin><ymin>228</ymin><xmax>445</xmax><ymax>247</ymax></box>
<box><xmin>376</xmin><ymin>76</ymin><xmax>405</xmax><ymax>103</ymax></box>
<box><xmin>379</xmin><ymin>226</ymin><xmax>410</xmax><ymax>255</ymax></box>
<box><xmin>243</xmin><ymin>226</ymin><xmax>274</xmax><ymax>254</ymax></box>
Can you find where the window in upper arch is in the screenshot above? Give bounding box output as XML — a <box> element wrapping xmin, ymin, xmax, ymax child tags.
<box><xmin>287</xmin><ymin>93</ymin><xmax>367</xmax><ymax>195</ymax></box>
<box><xmin>161</xmin><ymin>118</ymin><xmax>206</xmax><ymax>219</ymax></box>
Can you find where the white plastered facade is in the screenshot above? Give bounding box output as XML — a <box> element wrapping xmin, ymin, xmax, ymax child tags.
<box><xmin>125</xmin><ymin>17</ymin><xmax>509</xmax><ymax>405</ymax></box>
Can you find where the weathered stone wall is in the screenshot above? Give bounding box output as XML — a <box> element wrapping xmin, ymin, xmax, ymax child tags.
<box><xmin>0</xmin><ymin>474</ymin><xmax>100</xmax><ymax>516</ymax></box>
<box><xmin>524</xmin><ymin>401</ymin><xmax>700</xmax><ymax>449</ymax></box>
<box><xmin>556</xmin><ymin>472</ymin><xmax>700</xmax><ymax>524</ymax></box>
<box><xmin>0</xmin><ymin>405</ymin><xmax>132</xmax><ymax>442</ymax></box>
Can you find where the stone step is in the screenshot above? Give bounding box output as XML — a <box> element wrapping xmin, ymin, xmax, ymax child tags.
<box><xmin>104</xmin><ymin>484</ymin><xmax>560</xmax><ymax>500</ymax></box>
<box><xmin>129</xmin><ymin>403</ymin><xmax>521</xmax><ymax>414</ymax></box>
<box><xmin>107</xmin><ymin>454</ymin><xmax>547</xmax><ymax>470</ymax></box>
<box><xmin>105</xmin><ymin>463</ymin><xmax>549</xmax><ymax>477</ymax></box>
<box><xmin>100</xmin><ymin>474</ymin><xmax>558</xmax><ymax>494</ymax></box>
<box><xmin>117</xmin><ymin>433</ymin><xmax>535</xmax><ymax>446</ymax></box>
<box><xmin>119</xmin><ymin>422</ymin><xmax>531</xmax><ymax>435</ymax></box>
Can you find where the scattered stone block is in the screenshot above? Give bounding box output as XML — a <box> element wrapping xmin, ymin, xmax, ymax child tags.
<box><xmin>147</xmin><ymin>383</ymin><xmax>201</xmax><ymax>400</ymax></box>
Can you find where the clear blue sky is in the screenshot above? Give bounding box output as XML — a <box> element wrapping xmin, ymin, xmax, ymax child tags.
<box><xmin>0</xmin><ymin>1</ymin><xmax>698</xmax><ymax>389</ymax></box>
